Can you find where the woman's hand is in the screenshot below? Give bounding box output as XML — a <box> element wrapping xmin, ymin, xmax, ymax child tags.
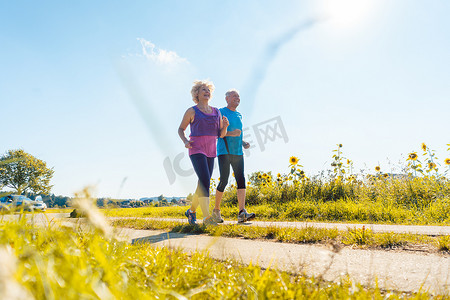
<box><xmin>184</xmin><ymin>140</ymin><xmax>193</xmax><ymax>148</ymax></box>
<box><xmin>222</xmin><ymin>116</ymin><xmax>229</xmax><ymax>128</ymax></box>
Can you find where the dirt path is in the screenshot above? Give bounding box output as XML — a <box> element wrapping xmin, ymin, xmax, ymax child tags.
<box><xmin>4</xmin><ymin>213</ymin><xmax>450</xmax><ymax>294</ymax></box>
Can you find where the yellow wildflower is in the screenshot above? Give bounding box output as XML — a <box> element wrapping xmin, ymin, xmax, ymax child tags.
<box><xmin>289</xmin><ymin>156</ymin><xmax>299</xmax><ymax>165</ymax></box>
<box><xmin>408</xmin><ymin>152</ymin><xmax>418</xmax><ymax>161</ymax></box>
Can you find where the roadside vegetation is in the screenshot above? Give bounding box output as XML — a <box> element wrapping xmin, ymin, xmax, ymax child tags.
<box><xmin>106</xmin><ymin>143</ymin><xmax>450</xmax><ymax>225</ymax></box>
<box><xmin>1</xmin><ymin>214</ymin><xmax>445</xmax><ymax>299</ymax></box>
<box><xmin>111</xmin><ymin>218</ymin><xmax>450</xmax><ymax>253</ymax></box>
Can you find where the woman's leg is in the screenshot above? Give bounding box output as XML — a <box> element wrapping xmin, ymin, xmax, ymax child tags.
<box><xmin>190</xmin><ymin>182</ymin><xmax>200</xmax><ymax>211</ymax></box>
<box><xmin>190</xmin><ymin>154</ymin><xmax>213</xmax><ymax>218</ymax></box>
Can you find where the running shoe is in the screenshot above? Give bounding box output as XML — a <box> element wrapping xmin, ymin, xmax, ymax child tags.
<box><xmin>203</xmin><ymin>216</ymin><xmax>218</xmax><ymax>226</ymax></box>
<box><xmin>185</xmin><ymin>209</ymin><xmax>197</xmax><ymax>225</ymax></box>
<box><xmin>212</xmin><ymin>209</ymin><xmax>224</xmax><ymax>223</ymax></box>
<box><xmin>238</xmin><ymin>209</ymin><xmax>256</xmax><ymax>223</ymax></box>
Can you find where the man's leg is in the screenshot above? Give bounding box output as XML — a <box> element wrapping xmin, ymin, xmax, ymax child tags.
<box><xmin>215</xmin><ymin>155</ymin><xmax>230</xmax><ymax>210</ymax></box>
<box><xmin>230</xmin><ymin>155</ymin><xmax>255</xmax><ymax>223</ymax></box>
<box><xmin>237</xmin><ymin>188</ymin><xmax>246</xmax><ymax>212</ymax></box>
<box><xmin>214</xmin><ymin>190</ymin><xmax>224</xmax><ymax>210</ymax></box>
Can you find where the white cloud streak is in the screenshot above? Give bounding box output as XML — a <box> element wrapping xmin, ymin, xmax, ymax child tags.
<box><xmin>137</xmin><ymin>38</ymin><xmax>189</xmax><ymax>65</ymax></box>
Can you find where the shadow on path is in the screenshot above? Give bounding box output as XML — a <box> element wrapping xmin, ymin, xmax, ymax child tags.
<box><xmin>132</xmin><ymin>231</ymin><xmax>190</xmax><ymax>245</ymax></box>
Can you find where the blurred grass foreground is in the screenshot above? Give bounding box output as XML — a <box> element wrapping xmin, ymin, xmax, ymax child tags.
<box><xmin>0</xmin><ymin>211</ymin><xmax>445</xmax><ymax>299</ymax></box>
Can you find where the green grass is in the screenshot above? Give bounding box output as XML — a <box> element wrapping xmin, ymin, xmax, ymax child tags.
<box><xmin>102</xmin><ymin>196</ymin><xmax>450</xmax><ymax>225</ymax></box>
<box><xmin>3</xmin><ymin>218</ymin><xmax>444</xmax><ymax>299</ymax></box>
<box><xmin>110</xmin><ymin>218</ymin><xmax>448</xmax><ymax>252</ymax></box>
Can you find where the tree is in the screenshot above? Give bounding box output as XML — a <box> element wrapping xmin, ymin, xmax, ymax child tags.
<box><xmin>0</xmin><ymin>149</ymin><xmax>54</xmax><ymax>195</ymax></box>
<box><xmin>0</xmin><ymin>158</ymin><xmax>10</xmax><ymax>198</ymax></box>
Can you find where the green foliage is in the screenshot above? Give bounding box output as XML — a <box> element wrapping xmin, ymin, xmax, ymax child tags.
<box><xmin>342</xmin><ymin>226</ymin><xmax>374</xmax><ymax>246</ymax></box>
<box><xmin>112</xmin><ymin>218</ymin><xmax>446</xmax><ymax>253</ymax></box>
<box><xmin>437</xmin><ymin>235</ymin><xmax>450</xmax><ymax>252</ymax></box>
<box><xmin>0</xmin><ymin>149</ymin><xmax>54</xmax><ymax>195</ymax></box>
<box><xmin>103</xmin><ymin>194</ymin><xmax>450</xmax><ymax>226</ymax></box>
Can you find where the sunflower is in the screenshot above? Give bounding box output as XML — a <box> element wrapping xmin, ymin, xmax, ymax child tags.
<box><xmin>277</xmin><ymin>173</ymin><xmax>281</xmax><ymax>178</ymax></box>
<box><xmin>347</xmin><ymin>159</ymin><xmax>351</xmax><ymax>165</ymax></box>
<box><xmin>421</xmin><ymin>143</ymin><xmax>427</xmax><ymax>151</ymax></box>
<box><xmin>428</xmin><ymin>162</ymin><xmax>436</xmax><ymax>170</ymax></box>
<box><xmin>289</xmin><ymin>156</ymin><xmax>299</xmax><ymax>165</ymax></box>
<box><xmin>375</xmin><ymin>166</ymin><xmax>381</xmax><ymax>172</ymax></box>
<box><xmin>408</xmin><ymin>152</ymin><xmax>418</xmax><ymax>160</ymax></box>
<box><xmin>262</xmin><ymin>173</ymin><xmax>268</xmax><ymax>178</ymax></box>
<box><xmin>338</xmin><ymin>144</ymin><xmax>343</xmax><ymax>148</ymax></box>
<box><xmin>445</xmin><ymin>158</ymin><xmax>450</xmax><ymax>166</ymax></box>
<box><xmin>257</xmin><ymin>174</ymin><xmax>262</xmax><ymax>180</ymax></box>
<box><xmin>383</xmin><ymin>173</ymin><xmax>389</xmax><ymax>178</ymax></box>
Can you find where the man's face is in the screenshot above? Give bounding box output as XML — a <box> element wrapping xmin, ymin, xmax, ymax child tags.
<box><xmin>226</xmin><ymin>91</ymin><xmax>240</xmax><ymax>108</ymax></box>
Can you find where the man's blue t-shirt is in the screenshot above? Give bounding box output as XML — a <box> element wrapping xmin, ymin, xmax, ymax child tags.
<box><xmin>217</xmin><ymin>107</ymin><xmax>243</xmax><ymax>155</ymax></box>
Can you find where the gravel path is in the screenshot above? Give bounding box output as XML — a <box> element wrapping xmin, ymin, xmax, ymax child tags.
<box><xmin>4</xmin><ymin>213</ymin><xmax>450</xmax><ymax>294</ymax></box>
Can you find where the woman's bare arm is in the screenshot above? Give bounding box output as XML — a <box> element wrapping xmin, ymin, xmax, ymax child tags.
<box><xmin>178</xmin><ymin>107</ymin><xmax>195</xmax><ymax>148</ymax></box>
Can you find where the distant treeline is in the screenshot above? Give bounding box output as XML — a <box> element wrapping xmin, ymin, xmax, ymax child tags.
<box><xmin>23</xmin><ymin>194</ymin><xmax>186</xmax><ymax>208</ymax></box>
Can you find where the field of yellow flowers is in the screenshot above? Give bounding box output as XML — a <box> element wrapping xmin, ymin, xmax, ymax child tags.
<box><xmin>103</xmin><ymin>143</ymin><xmax>450</xmax><ymax>225</ymax></box>
<box><xmin>216</xmin><ymin>143</ymin><xmax>450</xmax><ymax>225</ymax></box>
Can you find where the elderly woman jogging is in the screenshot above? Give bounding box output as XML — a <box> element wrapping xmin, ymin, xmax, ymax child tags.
<box><xmin>178</xmin><ymin>80</ymin><xmax>229</xmax><ymax>226</ymax></box>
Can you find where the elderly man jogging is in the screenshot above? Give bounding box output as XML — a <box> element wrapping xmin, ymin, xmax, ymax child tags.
<box><xmin>213</xmin><ymin>89</ymin><xmax>255</xmax><ymax>223</ymax></box>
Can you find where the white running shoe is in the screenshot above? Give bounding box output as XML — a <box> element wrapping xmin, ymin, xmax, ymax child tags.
<box><xmin>238</xmin><ymin>209</ymin><xmax>255</xmax><ymax>223</ymax></box>
<box><xmin>212</xmin><ymin>209</ymin><xmax>224</xmax><ymax>223</ymax></box>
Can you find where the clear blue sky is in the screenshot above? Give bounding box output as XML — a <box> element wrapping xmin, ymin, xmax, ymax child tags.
<box><xmin>1</xmin><ymin>0</ymin><xmax>449</xmax><ymax>199</ymax></box>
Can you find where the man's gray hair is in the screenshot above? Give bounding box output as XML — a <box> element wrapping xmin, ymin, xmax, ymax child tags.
<box><xmin>225</xmin><ymin>89</ymin><xmax>239</xmax><ymax>98</ymax></box>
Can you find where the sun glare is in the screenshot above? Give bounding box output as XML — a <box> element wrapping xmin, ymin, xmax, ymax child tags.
<box><xmin>318</xmin><ymin>0</ymin><xmax>380</xmax><ymax>31</ymax></box>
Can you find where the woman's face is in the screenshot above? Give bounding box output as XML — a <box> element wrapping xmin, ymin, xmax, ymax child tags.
<box><xmin>197</xmin><ymin>85</ymin><xmax>211</xmax><ymax>102</ymax></box>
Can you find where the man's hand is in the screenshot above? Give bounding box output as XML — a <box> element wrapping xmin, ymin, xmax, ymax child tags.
<box><xmin>243</xmin><ymin>141</ymin><xmax>250</xmax><ymax>149</ymax></box>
